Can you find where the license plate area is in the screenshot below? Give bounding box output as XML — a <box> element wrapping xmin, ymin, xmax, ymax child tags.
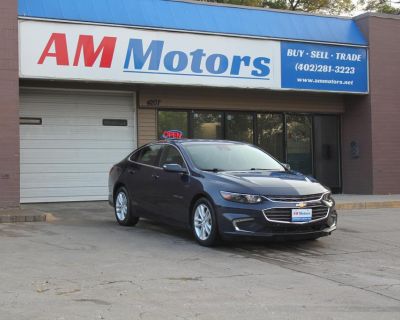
<box><xmin>291</xmin><ymin>208</ymin><xmax>312</xmax><ymax>222</ymax></box>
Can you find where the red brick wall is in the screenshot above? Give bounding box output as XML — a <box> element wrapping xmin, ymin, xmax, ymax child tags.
<box><xmin>0</xmin><ymin>0</ymin><xmax>19</xmax><ymax>208</ymax></box>
<box><xmin>342</xmin><ymin>95</ymin><xmax>373</xmax><ymax>194</ymax></box>
<box><xmin>342</xmin><ymin>17</ymin><xmax>373</xmax><ymax>194</ymax></box>
<box><xmin>368</xmin><ymin>15</ymin><xmax>400</xmax><ymax>194</ymax></box>
<box><xmin>344</xmin><ymin>14</ymin><xmax>400</xmax><ymax>194</ymax></box>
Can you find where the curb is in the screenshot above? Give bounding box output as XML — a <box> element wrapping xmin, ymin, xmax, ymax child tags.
<box><xmin>336</xmin><ymin>201</ymin><xmax>400</xmax><ymax>211</ymax></box>
<box><xmin>0</xmin><ymin>211</ymin><xmax>49</xmax><ymax>224</ymax></box>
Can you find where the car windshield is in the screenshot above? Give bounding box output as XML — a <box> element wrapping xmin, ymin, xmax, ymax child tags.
<box><xmin>182</xmin><ymin>142</ymin><xmax>284</xmax><ymax>172</ymax></box>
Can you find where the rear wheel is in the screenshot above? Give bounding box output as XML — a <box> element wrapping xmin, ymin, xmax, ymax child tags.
<box><xmin>192</xmin><ymin>198</ymin><xmax>219</xmax><ymax>247</ymax></box>
<box><xmin>114</xmin><ymin>187</ymin><xmax>139</xmax><ymax>226</ymax></box>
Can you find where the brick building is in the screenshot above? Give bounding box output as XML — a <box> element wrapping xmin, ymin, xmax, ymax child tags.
<box><xmin>0</xmin><ymin>0</ymin><xmax>399</xmax><ymax>208</ymax></box>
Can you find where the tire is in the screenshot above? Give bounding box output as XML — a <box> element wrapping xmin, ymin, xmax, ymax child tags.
<box><xmin>114</xmin><ymin>187</ymin><xmax>139</xmax><ymax>226</ymax></box>
<box><xmin>191</xmin><ymin>198</ymin><xmax>219</xmax><ymax>247</ymax></box>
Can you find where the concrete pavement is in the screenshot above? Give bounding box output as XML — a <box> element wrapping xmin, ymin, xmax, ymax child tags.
<box><xmin>0</xmin><ymin>201</ymin><xmax>400</xmax><ymax>319</ymax></box>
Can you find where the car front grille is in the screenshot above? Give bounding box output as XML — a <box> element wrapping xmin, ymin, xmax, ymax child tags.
<box><xmin>263</xmin><ymin>205</ymin><xmax>329</xmax><ymax>223</ymax></box>
<box><xmin>264</xmin><ymin>193</ymin><xmax>324</xmax><ymax>202</ymax></box>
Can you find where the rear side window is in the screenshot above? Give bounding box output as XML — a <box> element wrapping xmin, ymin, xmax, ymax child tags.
<box><xmin>136</xmin><ymin>145</ymin><xmax>162</xmax><ymax>166</ymax></box>
<box><xmin>159</xmin><ymin>145</ymin><xmax>186</xmax><ymax>168</ymax></box>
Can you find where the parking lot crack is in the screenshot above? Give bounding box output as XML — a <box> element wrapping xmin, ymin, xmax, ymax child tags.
<box><xmin>203</xmin><ymin>273</ymin><xmax>264</xmax><ymax>280</ymax></box>
<box><xmin>361</xmin><ymin>283</ymin><xmax>400</xmax><ymax>290</ymax></box>
<box><xmin>95</xmin><ymin>280</ymin><xmax>144</xmax><ymax>291</ymax></box>
<box><xmin>278</xmin><ymin>265</ymin><xmax>400</xmax><ymax>303</ymax></box>
<box><xmin>227</xmin><ymin>246</ymin><xmax>400</xmax><ymax>303</ymax></box>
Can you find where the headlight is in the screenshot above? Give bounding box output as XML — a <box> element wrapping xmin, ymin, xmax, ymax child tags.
<box><xmin>322</xmin><ymin>193</ymin><xmax>332</xmax><ymax>201</ymax></box>
<box><xmin>322</xmin><ymin>192</ymin><xmax>335</xmax><ymax>207</ymax></box>
<box><xmin>220</xmin><ymin>191</ymin><xmax>263</xmax><ymax>204</ymax></box>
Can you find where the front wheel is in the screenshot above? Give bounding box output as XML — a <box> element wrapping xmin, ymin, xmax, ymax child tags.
<box><xmin>114</xmin><ymin>187</ymin><xmax>139</xmax><ymax>226</ymax></box>
<box><xmin>192</xmin><ymin>198</ymin><xmax>219</xmax><ymax>247</ymax></box>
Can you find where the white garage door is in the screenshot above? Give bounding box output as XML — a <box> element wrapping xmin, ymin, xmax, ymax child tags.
<box><xmin>20</xmin><ymin>89</ymin><xmax>136</xmax><ymax>203</ymax></box>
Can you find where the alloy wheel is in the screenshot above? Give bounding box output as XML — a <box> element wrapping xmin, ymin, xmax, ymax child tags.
<box><xmin>194</xmin><ymin>203</ymin><xmax>213</xmax><ymax>241</ymax></box>
<box><xmin>115</xmin><ymin>191</ymin><xmax>128</xmax><ymax>221</ymax></box>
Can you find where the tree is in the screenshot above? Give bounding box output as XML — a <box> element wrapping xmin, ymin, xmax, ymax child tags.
<box><xmin>361</xmin><ymin>0</ymin><xmax>400</xmax><ymax>14</ymax></box>
<box><xmin>198</xmin><ymin>0</ymin><xmax>355</xmax><ymax>14</ymax></box>
<box><xmin>264</xmin><ymin>1</ymin><xmax>355</xmax><ymax>14</ymax></box>
<box><xmin>199</xmin><ymin>0</ymin><xmax>264</xmax><ymax>6</ymax></box>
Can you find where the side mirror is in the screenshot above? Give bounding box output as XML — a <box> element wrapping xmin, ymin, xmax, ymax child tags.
<box><xmin>163</xmin><ymin>163</ymin><xmax>188</xmax><ymax>174</ymax></box>
<box><xmin>282</xmin><ymin>163</ymin><xmax>291</xmax><ymax>171</ymax></box>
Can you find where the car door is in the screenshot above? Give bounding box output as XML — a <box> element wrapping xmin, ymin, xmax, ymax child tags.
<box><xmin>155</xmin><ymin>144</ymin><xmax>191</xmax><ymax>224</ymax></box>
<box><xmin>126</xmin><ymin>144</ymin><xmax>163</xmax><ymax>217</ymax></box>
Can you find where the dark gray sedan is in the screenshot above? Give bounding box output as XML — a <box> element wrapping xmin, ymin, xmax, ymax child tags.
<box><xmin>109</xmin><ymin>140</ymin><xmax>337</xmax><ymax>246</ymax></box>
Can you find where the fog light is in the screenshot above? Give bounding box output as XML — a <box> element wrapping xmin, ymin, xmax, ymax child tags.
<box><xmin>328</xmin><ymin>211</ymin><xmax>338</xmax><ymax>227</ymax></box>
<box><xmin>232</xmin><ymin>218</ymin><xmax>255</xmax><ymax>232</ymax></box>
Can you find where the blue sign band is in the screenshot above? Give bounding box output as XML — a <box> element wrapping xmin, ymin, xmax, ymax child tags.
<box><xmin>281</xmin><ymin>42</ymin><xmax>368</xmax><ymax>93</ymax></box>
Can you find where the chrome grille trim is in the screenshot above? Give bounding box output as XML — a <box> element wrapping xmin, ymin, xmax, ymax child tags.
<box><xmin>263</xmin><ymin>193</ymin><xmax>325</xmax><ymax>203</ymax></box>
<box><xmin>262</xmin><ymin>205</ymin><xmax>330</xmax><ymax>224</ymax></box>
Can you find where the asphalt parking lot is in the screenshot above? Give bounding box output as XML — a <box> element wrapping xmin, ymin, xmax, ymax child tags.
<box><xmin>1</xmin><ymin>202</ymin><xmax>400</xmax><ymax>320</ymax></box>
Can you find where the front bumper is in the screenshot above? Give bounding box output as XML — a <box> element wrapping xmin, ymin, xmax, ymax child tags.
<box><xmin>216</xmin><ymin>201</ymin><xmax>337</xmax><ymax>240</ymax></box>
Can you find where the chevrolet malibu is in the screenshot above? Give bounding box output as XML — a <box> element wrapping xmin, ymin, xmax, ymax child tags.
<box><xmin>108</xmin><ymin>140</ymin><xmax>337</xmax><ymax>246</ymax></box>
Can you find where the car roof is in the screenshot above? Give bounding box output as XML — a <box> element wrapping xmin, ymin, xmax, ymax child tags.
<box><xmin>157</xmin><ymin>139</ymin><xmax>247</xmax><ymax>145</ymax></box>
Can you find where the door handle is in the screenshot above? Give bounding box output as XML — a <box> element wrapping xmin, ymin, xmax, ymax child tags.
<box><xmin>128</xmin><ymin>169</ymin><xmax>136</xmax><ymax>174</ymax></box>
<box><xmin>152</xmin><ymin>174</ymin><xmax>160</xmax><ymax>180</ymax></box>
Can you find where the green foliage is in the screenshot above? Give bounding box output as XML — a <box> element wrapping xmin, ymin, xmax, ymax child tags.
<box><xmin>361</xmin><ymin>0</ymin><xmax>400</xmax><ymax>14</ymax></box>
<box><xmin>200</xmin><ymin>0</ymin><xmax>264</xmax><ymax>5</ymax></box>
<box><xmin>265</xmin><ymin>0</ymin><xmax>355</xmax><ymax>14</ymax></box>
<box><xmin>199</xmin><ymin>0</ymin><xmax>400</xmax><ymax>15</ymax></box>
<box><xmin>198</xmin><ymin>0</ymin><xmax>355</xmax><ymax>14</ymax></box>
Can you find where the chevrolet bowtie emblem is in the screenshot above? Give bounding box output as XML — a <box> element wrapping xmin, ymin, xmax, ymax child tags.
<box><xmin>296</xmin><ymin>202</ymin><xmax>307</xmax><ymax>208</ymax></box>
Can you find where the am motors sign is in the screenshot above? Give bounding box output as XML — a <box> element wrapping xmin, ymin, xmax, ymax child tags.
<box><xmin>19</xmin><ymin>20</ymin><xmax>368</xmax><ymax>93</ymax></box>
<box><xmin>19</xmin><ymin>20</ymin><xmax>281</xmax><ymax>89</ymax></box>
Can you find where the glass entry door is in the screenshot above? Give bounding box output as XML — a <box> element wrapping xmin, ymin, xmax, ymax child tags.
<box><xmin>286</xmin><ymin>115</ymin><xmax>313</xmax><ymax>175</ymax></box>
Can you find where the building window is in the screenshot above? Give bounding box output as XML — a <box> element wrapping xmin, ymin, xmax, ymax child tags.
<box><xmin>155</xmin><ymin>109</ymin><xmax>340</xmax><ymax>190</ymax></box>
<box><xmin>192</xmin><ymin>111</ymin><xmax>223</xmax><ymax>139</ymax></box>
<box><xmin>256</xmin><ymin>113</ymin><xmax>284</xmax><ymax>161</ymax></box>
<box><xmin>158</xmin><ymin>111</ymin><xmax>189</xmax><ymax>139</ymax></box>
<box><xmin>286</xmin><ymin>114</ymin><xmax>313</xmax><ymax>175</ymax></box>
<box><xmin>225</xmin><ymin>112</ymin><xmax>254</xmax><ymax>144</ymax></box>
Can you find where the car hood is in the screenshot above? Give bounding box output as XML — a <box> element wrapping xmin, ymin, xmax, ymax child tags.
<box><xmin>215</xmin><ymin>170</ymin><xmax>327</xmax><ymax>196</ymax></box>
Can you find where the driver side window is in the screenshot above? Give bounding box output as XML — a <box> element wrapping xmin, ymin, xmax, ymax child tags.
<box><xmin>136</xmin><ymin>144</ymin><xmax>162</xmax><ymax>166</ymax></box>
<box><xmin>159</xmin><ymin>145</ymin><xmax>185</xmax><ymax>168</ymax></box>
